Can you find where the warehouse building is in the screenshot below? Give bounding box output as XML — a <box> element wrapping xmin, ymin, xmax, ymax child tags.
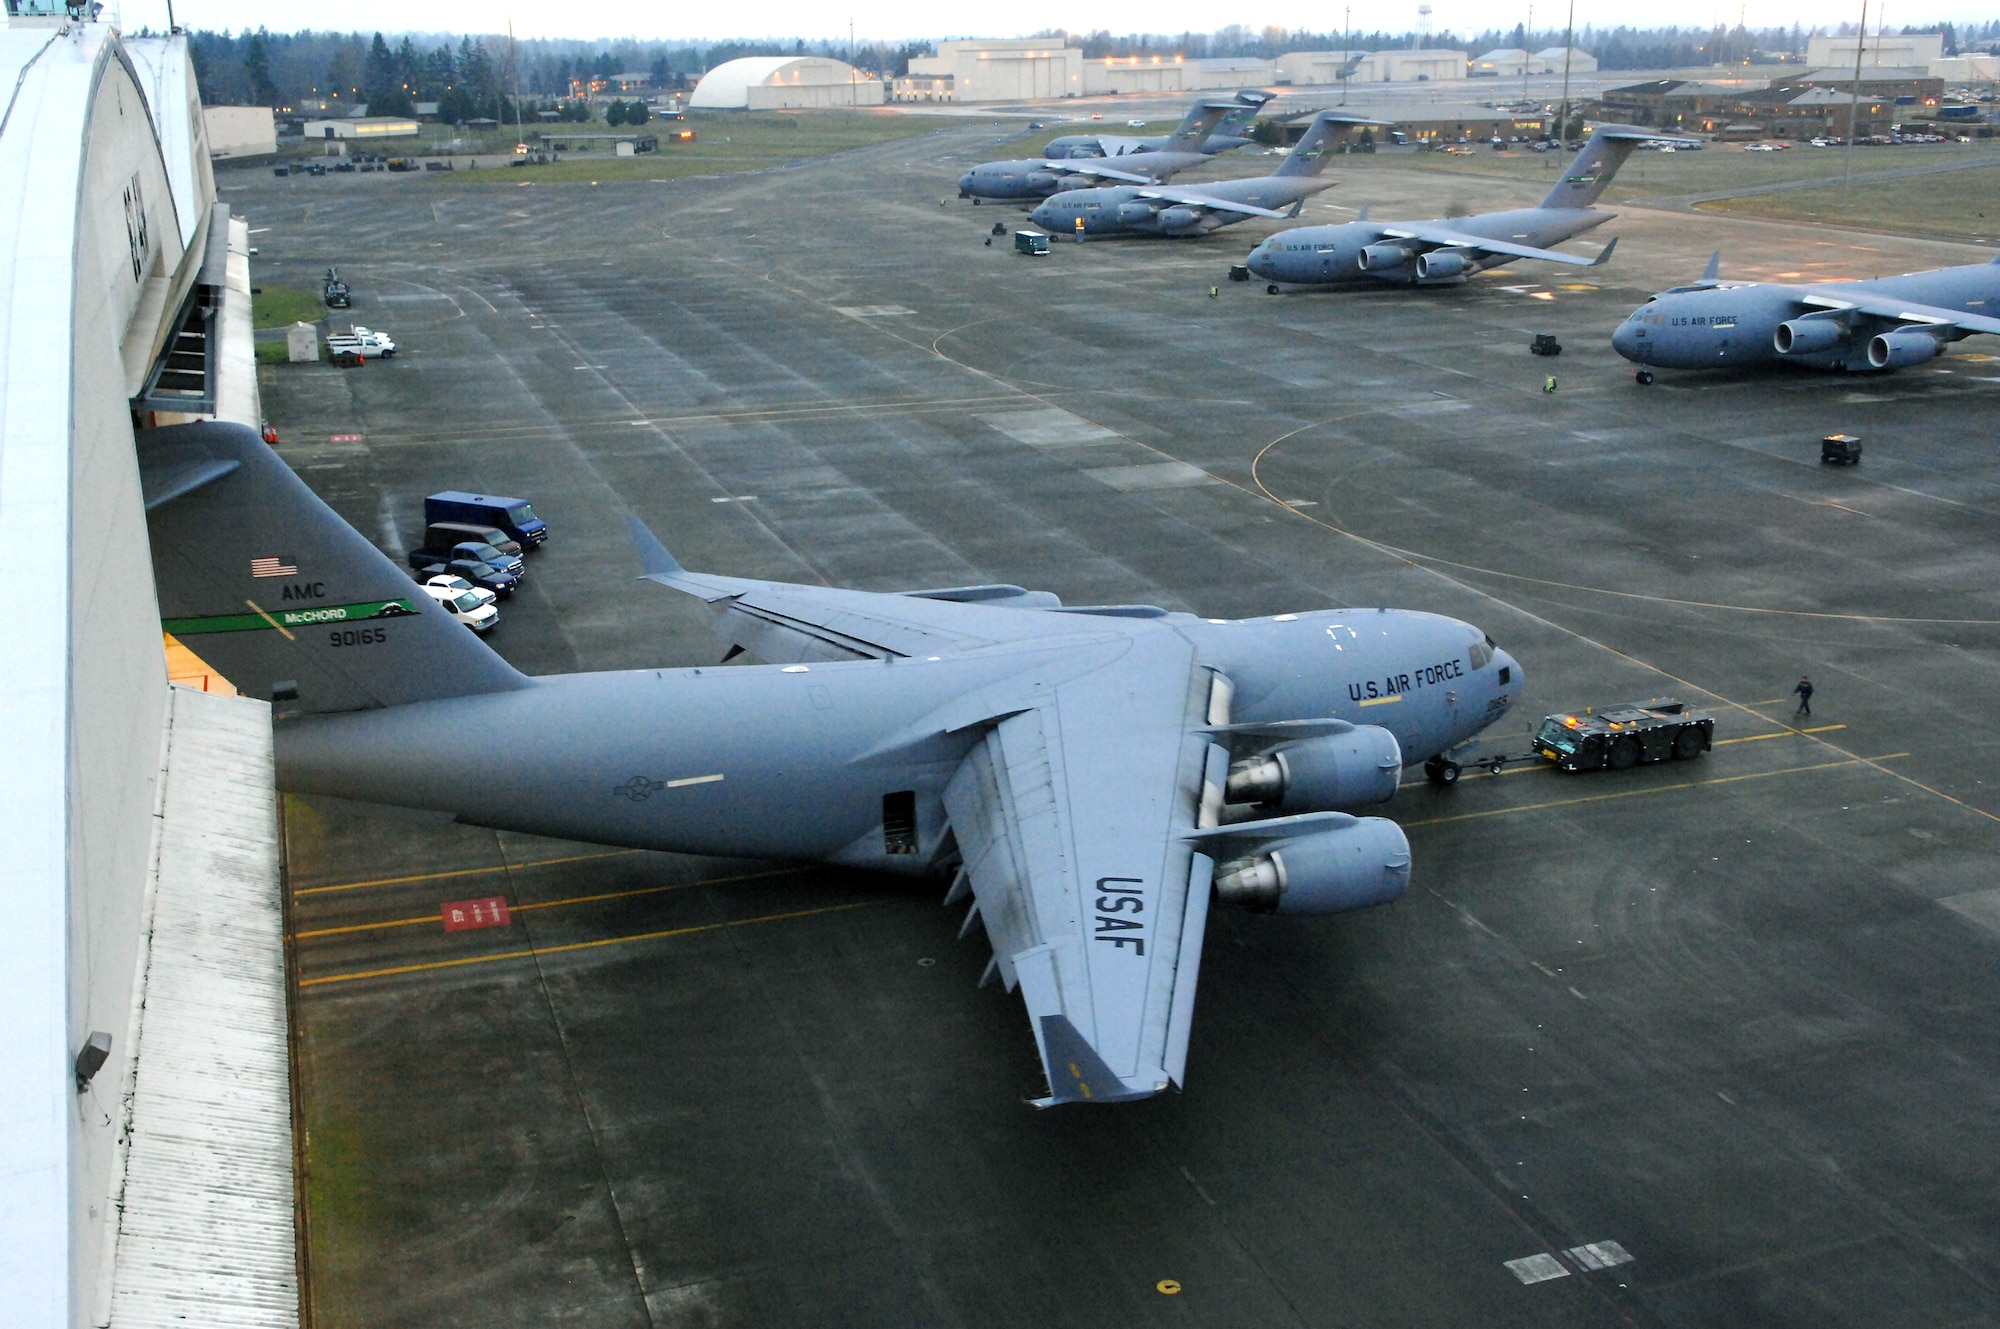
<box><xmin>0</xmin><ymin>11</ymin><xmax>293</xmax><ymax>1329</ymax></box>
<box><xmin>897</xmin><ymin>38</ymin><xmax>1082</xmax><ymax>102</ymax></box>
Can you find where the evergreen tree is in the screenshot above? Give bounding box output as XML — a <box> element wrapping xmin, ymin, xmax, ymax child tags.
<box><xmin>605</xmin><ymin>98</ymin><xmax>627</xmax><ymax>126</ymax></box>
<box><xmin>243</xmin><ymin>29</ymin><xmax>277</xmax><ymax>105</ymax></box>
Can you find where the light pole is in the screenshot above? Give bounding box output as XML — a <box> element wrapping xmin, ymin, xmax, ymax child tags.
<box><xmin>1342</xmin><ymin>6</ymin><xmax>1351</xmax><ymax>106</ymax></box>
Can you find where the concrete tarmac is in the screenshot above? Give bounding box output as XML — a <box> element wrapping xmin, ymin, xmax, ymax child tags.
<box><xmin>235</xmin><ymin>124</ymin><xmax>2000</xmax><ymax>1329</ymax></box>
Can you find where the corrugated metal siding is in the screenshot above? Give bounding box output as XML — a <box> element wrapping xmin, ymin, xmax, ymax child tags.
<box><xmin>110</xmin><ymin>686</ymin><xmax>298</xmax><ymax>1329</ymax></box>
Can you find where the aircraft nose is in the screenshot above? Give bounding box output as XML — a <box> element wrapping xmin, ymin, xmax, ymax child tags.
<box><xmin>1246</xmin><ymin>245</ymin><xmax>1271</xmax><ymax>278</ymax></box>
<box><xmin>958</xmin><ymin>170</ymin><xmax>977</xmax><ymax>191</ymax></box>
<box><xmin>1610</xmin><ymin>322</ymin><xmax>1638</xmax><ymax>361</ymax></box>
<box><xmin>1494</xmin><ymin>648</ymin><xmax>1524</xmax><ymax>698</ymax></box>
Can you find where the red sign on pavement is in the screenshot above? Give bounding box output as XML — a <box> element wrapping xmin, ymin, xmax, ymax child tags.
<box><xmin>441</xmin><ymin>896</ymin><xmax>512</xmax><ymax>932</ymax></box>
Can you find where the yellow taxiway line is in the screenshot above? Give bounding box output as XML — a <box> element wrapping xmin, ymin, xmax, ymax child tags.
<box><xmin>291</xmin><ymin>848</ymin><xmax>642</xmax><ymax>898</ymax></box>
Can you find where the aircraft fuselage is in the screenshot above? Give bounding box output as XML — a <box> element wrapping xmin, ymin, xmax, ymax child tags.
<box><xmin>1246</xmin><ymin>207</ymin><xmax>1610</xmax><ymax>286</ymax></box>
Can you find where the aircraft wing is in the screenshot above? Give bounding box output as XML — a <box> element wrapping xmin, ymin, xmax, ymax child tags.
<box><xmin>1379</xmin><ymin>223</ymin><xmax>1616</xmax><ymax>267</ymax></box>
<box><xmin>1090</xmin><ymin>135</ymin><xmax>1150</xmax><ymax>156</ymax></box>
<box><xmin>1798</xmin><ymin>291</ymin><xmax>2000</xmax><ymax>337</ymax></box>
<box><xmin>941</xmin><ymin>631</ymin><xmax>1217</xmax><ymax>1105</ymax></box>
<box><xmin>1134</xmin><ymin>186</ymin><xmax>1294</xmax><ymax>219</ymax></box>
<box><xmin>1046</xmin><ymin>159</ymin><xmax>1171</xmax><ymax>186</ymax></box>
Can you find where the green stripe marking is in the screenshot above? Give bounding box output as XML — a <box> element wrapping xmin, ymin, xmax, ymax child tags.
<box><xmin>164</xmin><ymin>598</ymin><xmax>421</xmax><ymax>635</ymax></box>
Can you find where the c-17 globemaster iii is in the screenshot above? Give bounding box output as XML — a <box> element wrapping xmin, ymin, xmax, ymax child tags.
<box><xmin>1041</xmin><ymin>90</ymin><xmax>1274</xmax><ymax>159</ymax></box>
<box><xmin>143</xmin><ymin>420</ymin><xmax>1523</xmax><ymax>1106</ymax></box>
<box><xmin>1613</xmin><ymin>251</ymin><xmax>2000</xmax><ymax>382</ymax></box>
<box><xmin>1030</xmin><ymin>111</ymin><xmax>1387</xmax><ymax>240</ymax></box>
<box><xmin>1244</xmin><ymin>125</ymin><xmax>1696</xmax><ymax>290</ymax></box>
<box><xmin>958</xmin><ymin>98</ymin><xmax>1238</xmax><ymax>203</ymax></box>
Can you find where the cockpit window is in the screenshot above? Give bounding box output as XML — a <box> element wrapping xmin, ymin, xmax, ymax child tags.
<box><xmin>1468</xmin><ymin>638</ymin><xmax>1494</xmax><ymax>670</ymax></box>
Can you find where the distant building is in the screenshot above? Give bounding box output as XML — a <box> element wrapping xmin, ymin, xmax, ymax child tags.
<box><xmin>1276</xmin><ymin>49</ymin><xmax>1466</xmax><ymax>84</ymax></box>
<box><xmin>202</xmin><ymin>106</ymin><xmax>275</xmax><ymax>157</ymax></box>
<box><xmin>690</xmin><ymin>56</ymin><xmax>882</xmax><ymax>109</ymax></box>
<box><xmin>899</xmin><ymin>38</ymin><xmax>1081</xmax><ymax>103</ymax></box>
<box><xmin>1535</xmin><ymin>46</ymin><xmax>1597</xmax><ymax>74</ymax></box>
<box><xmin>1806</xmin><ymin>32</ymin><xmax>1944</xmax><ymax>70</ymax></box>
<box><xmin>1076</xmin><ymin>54</ymin><xmax>1274</xmax><ymax>95</ymax></box>
<box><xmin>299</xmin><ymin>116</ymin><xmax>420</xmax><ymax>140</ymax></box>
<box><xmin>1472</xmin><ymin>48</ymin><xmax>1530</xmax><ymax>77</ymax></box>
<box><xmin>1931</xmin><ymin>54</ymin><xmax>2000</xmax><ymax>82</ymax></box>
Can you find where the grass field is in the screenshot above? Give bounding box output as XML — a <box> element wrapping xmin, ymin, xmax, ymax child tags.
<box><xmin>252</xmin><ymin>284</ymin><xmax>325</xmax><ymax>330</ymax></box>
<box><xmin>1699</xmin><ymin>163</ymin><xmax>2000</xmax><ymax>243</ymax></box>
<box><xmin>444</xmin><ymin>110</ymin><xmax>965</xmax><ymax>184</ymax></box>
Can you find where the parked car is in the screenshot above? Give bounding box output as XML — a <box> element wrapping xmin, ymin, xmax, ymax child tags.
<box><xmin>425</xmin><ymin>521</ymin><xmax>519</xmax><ymax>557</ymax></box>
<box><xmin>420</xmin><ymin>581</ymin><xmax>499</xmax><ymax>632</ymax></box>
<box><xmin>350</xmin><ymin>325</ymin><xmax>396</xmax><ymax>356</ymax></box>
<box><xmin>421</xmin><ymin>573</ymin><xmax>496</xmax><ymax>608</ymax></box>
<box><xmin>411</xmin><ymin>555</ymin><xmax>520</xmax><ymax>598</ymax></box>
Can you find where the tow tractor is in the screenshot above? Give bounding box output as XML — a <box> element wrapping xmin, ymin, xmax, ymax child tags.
<box><xmin>1531</xmin><ymin>698</ymin><xmax>1714</xmax><ymax>771</ymax></box>
<box><xmin>1426</xmin><ymin>696</ymin><xmax>1714</xmax><ymax>782</ymax></box>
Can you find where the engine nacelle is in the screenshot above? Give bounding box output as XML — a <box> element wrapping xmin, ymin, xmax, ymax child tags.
<box><xmin>1225</xmin><ymin>727</ymin><xmax>1402</xmax><ymax>812</ymax></box>
<box><xmin>1212</xmin><ymin>820</ymin><xmax>1411</xmax><ymax>915</ymax></box>
<box><xmin>1868</xmin><ymin>329</ymin><xmax>1941</xmax><ymax>369</ymax></box>
<box><xmin>1415</xmin><ymin>250</ymin><xmax>1470</xmax><ymax>280</ymax></box>
<box><xmin>1358</xmin><ymin>243</ymin><xmax>1411</xmax><ymax>271</ymax></box>
<box><xmin>1773</xmin><ymin>317</ymin><xmax>1844</xmax><ymax>354</ymax></box>
<box><xmin>1116</xmin><ymin>201</ymin><xmax>1155</xmax><ymax>224</ymax></box>
<box><xmin>1157</xmin><ymin>205</ymin><xmax>1201</xmax><ymax>232</ymax></box>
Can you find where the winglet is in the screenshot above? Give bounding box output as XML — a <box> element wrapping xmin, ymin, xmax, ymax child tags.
<box><xmin>1356</xmin><ymin>203</ymin><xmax>1370</xmax><ymax>222</ymax></box>
<box><xmin>1030</xmin><ymin>1015</ymin><xmax>1158</xmax><ymax>1107</ymax></box>
<box><xmin>1591</xmin><ymin>235</ymin><xmax>1619</xmax><ymax>267</ymax></box>
<box><xmin>1701</xmin><ymin>250</ymin><xmax>1721</xmax><ymax>282</ymax></box>
<box><xmin>626</xmin><ymin>515</ymin><xmax>685</xmax><ymax>580</ymax></box>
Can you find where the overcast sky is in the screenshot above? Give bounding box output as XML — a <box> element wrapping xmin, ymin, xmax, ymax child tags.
<box><xmin>123</xmin><ymin>0</ymin><xmax>1977</xmax><ymax>44</ymax></box>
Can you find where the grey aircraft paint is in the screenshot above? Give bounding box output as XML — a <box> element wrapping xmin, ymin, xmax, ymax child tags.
<box><xmin>142</xmin><ymin>420</ymin><xmax>1524</xmax><ymax>1103</ymax></box>
<box><xmin>1244</xmin><ymin>125</ymin><xmax>1694</xmax><ymax>288</ymax></box>
<box><xmin>1040</xmin><ymin>90</ymin><xmax>1272</xmax><ymax>159</ymax></box>
<box><xmin>1613</xmin><ymin>252</ymin><xmax>2000</xmax><ymax>374</ymax></box>
<box><xmin>1028</xmin><ymin>111</ymin><xmax>1387</xmax><ymax>239</ymax></box>
<box><xmin>957</xmin><ymin>99</ymin><xmax>1235</xmax><ymax>202</ymax></box>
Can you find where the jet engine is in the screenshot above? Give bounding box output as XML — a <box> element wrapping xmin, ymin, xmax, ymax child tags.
<box><xmin>1116</xmin><ymin>201</ymin><xmax>1155</xmax><ymax>224</ymax></box>
<box><xmin>1414</xmin><ymin>250</ymin><xmax>1470</xmax><ymax>280</ymax></box>
<box><xmin>1773</xmin><ymin>317</ymin><xmax>1844</xmax><ymax>355</ymax></box>
<box><xmin>1225</xmin><ymin>726</ymin><xmax>1402</xmax><ymax>812</ymax></box>
<box><xmin>1212</xmin><ymin>819</ymin><xmax>1411</xmax><ymax>915</ymax></box>
<box><xmin>1868</xmin><ymin>329</ymin><xmax>1941</xmax><ymax>369</ymax></box>
<box><xmin>1157</xmin><ymin>206</ymin><xmax>1201</xmax><ymax>232</ymax></box>
<box><xmin>1357</xmin><ymin>242</ymin><xmax>1411</xmax><ymax>271</ymax></box>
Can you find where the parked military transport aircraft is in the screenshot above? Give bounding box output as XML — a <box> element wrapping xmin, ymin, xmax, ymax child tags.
<box><xmin>1243</xmin><ymin>125</ymin><xmax>1697</xmax><ymax>291</ymax></box>
<box><xmin>1613</xmin><ymin>251</ymin><xmax>2000</xmax><ymax>381</ymax></box>
<box><xmin>144</xmin><ymin>421</ymin><xmax>1523</xmax><ymax>1106</ymax></box>
<box><xmin>1041</xmin><ymin>90</ymin><xmax>1273</xmax><ymax>159</ymax></box>
<box><xmin>958</xmin><ymin>99</ymin><xmax>1236</xmax><ymax>203</ymax></box>
<box><xmin>1029</xmin><ymin>111</ymin><xmax>1386</xmax><ymax>240</ymax></box>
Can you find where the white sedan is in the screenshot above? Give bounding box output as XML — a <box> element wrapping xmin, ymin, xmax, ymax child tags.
<box><xmin>424</xmin><ymin>573</ymin><xmax>495</xmax><ymax>608</ymax></box>
<box><xmin>420</xmin><ymin>578</ymin><xmax>498</xmax><ymax>632</ymax></box>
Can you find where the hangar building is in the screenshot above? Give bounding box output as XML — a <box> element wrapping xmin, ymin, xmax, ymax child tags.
<box><xmin>1</xmin><ymin>10</ymin><xmax>293</xmax><ymax>1329</ymax></box>
<box><xmin>690</xmin><ymin>56</ymin><xmax>884</xmax><ymax>109</ymax></box>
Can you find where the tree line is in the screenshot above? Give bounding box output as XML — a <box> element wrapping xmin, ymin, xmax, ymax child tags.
<box><xmin>185</xmin><ymin>21</ymin><xmax>2000</xmax><ymax>110</ymax></box>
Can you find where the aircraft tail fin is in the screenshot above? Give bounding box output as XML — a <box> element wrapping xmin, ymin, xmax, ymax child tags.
<box><xmin>1164</xmin><ymin>99</ymin><xmax>1234</xmax><ymax>151</ymax></box>
<box><xmin>1202</xmin><ymin>90</ymin><xmax>1274</xmax><ymax>150</ymax></box>
<box><xmin>1274</xmin><ymin>112</ymin><xmax>1390</xmax><ymax>179</ymax></box>
<box><xmin>1702</xmin><ymin>250</ymin><xmax>1722</xmax><ymax>282</ymax></box>
<box><xmin>143</xmin><ymin>421</ymin><xmax>530</xmax><ymax>714</ymax></box>
<box><xmin>1537</xmin><ymin>125</ymin><xmax>1693</xmax><ymax>210</ymax></box>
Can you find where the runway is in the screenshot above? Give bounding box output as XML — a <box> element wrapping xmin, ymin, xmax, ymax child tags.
<box><xmin>234</xmin><ymin>122</ymin><xmax>2000</xmax><ymax>1328</ymax></box>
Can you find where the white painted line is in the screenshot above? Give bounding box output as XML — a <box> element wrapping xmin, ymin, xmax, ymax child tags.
<box><xmin>666</xmin><ymin>774</ymin><xmax>725</xmax><ymax>789</ymax></box>
<box><xmin>1564</xmin><ymin>1240</ymin><xmax>1633</xmax><ymax>1271</ymax></box>
<box><xmin>1505</xmin><ymin>1253</ymin><xmax>1570</xmax><ymax>1284</ymax></box>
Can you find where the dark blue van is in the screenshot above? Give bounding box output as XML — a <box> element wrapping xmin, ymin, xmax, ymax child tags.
<box><xmin>425</xmin><ymin>491</ymin><xmax>548</xmax><ymax>548</ymax></box>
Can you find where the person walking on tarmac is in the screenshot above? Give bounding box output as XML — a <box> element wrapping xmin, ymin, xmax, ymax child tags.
<box><xmin>1793</xmin><ymin>675</ymin><xmax>1814</xmax><ymax>716</ymax></box>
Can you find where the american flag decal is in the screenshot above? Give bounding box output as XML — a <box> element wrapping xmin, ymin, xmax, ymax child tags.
<box><xmin>250</xmin><ymin>556</ymin><xmax>299</xmax><ymax>578</ymax></box>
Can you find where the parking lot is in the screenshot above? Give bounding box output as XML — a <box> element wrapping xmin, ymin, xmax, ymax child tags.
<box><xmin>235</xmin><ymin>122</ymin><xmax>2000</xmax><ymax>1329</ymax></box>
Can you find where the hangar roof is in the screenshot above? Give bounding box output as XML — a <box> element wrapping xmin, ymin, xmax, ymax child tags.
<box><xmin>689</xmin><ymin>56</ymin><xmax>863</xmax><ymax>108</ymax></box>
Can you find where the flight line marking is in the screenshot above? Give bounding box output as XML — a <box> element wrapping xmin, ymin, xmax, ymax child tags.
<box><xmin>297</xmin><ymin>901</ymin><xmax>879</xmax><ymax>987</ymax></box>
<box><xmin>1402</xmin><ymin>755</ymin><xmax>1908</xmax><ymax>828</ymax></box>
<box><xmin>292</xmin><ymin>848</ymin><xmax>640</xmax><ymax>898</ymax></box>
<box><xmin>291</xmin><ymin>867</ymin><xmax>812</xmax><ymax>939</ymax></box>
<box><xmin>1715</xmin><ymin>724</ymin><xmax>1845</xmax><ymax>745</ymax></box>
